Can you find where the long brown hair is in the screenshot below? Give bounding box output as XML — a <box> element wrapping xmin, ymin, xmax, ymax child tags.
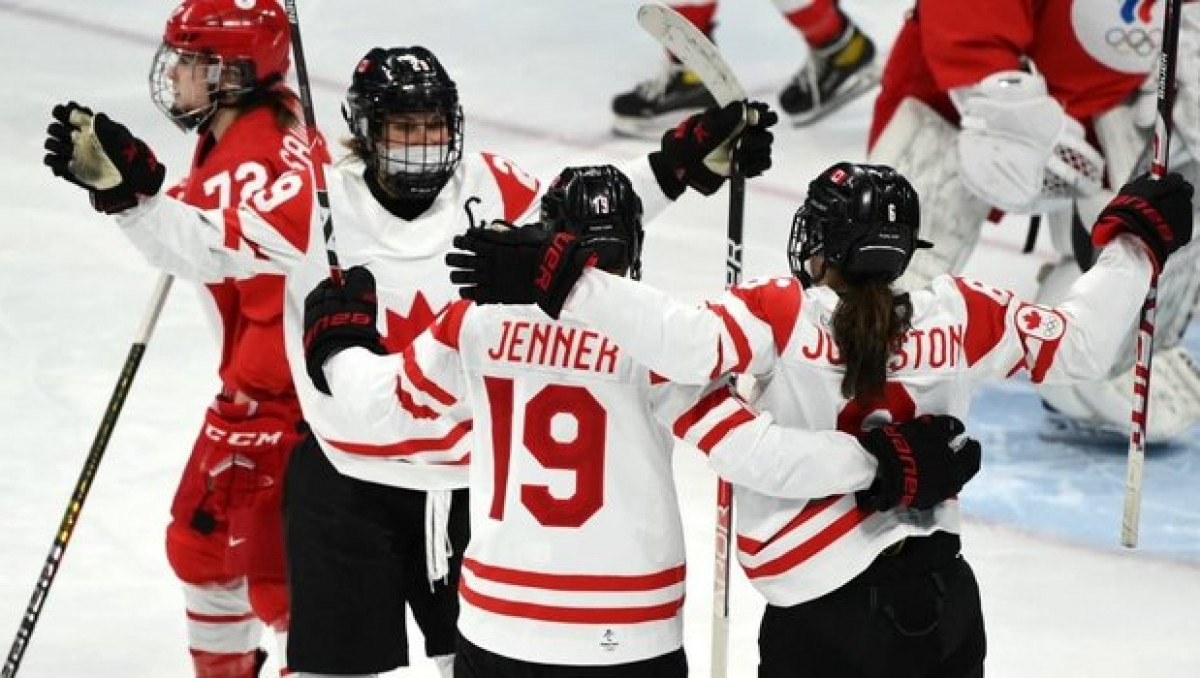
<box><xmin>228</xmin><ymin>80</ymin><xmax>300</xmax><ymax>131</ymax></box>
<box><xmin>829</xmin><ymin>273</ymin><xmax>913</xmax><ymax>403</ymax></box>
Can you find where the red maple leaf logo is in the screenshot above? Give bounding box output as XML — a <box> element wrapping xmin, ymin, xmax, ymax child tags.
<box><xmin>382</xmin><ymin>292</ymin><xmax>442</xmax><ymax>353</ymax></box>
<box><xmin>1021</xmin><ymin>309</ymin><xmax>1042</xmax><ymax>331</ymax></box>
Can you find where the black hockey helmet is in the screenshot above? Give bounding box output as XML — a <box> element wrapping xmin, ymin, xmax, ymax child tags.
<box><xmin>343</xmin><ymin>46</ymin><xmax>464</xmax><ymax>200</ymax></box>
<box><xmin>540</xmin><ymin>165</ymin><xmax>645</xmax><ymax>279</ymax></box>
<box><xmin>788</xmin><ymin>162</ymin><xmax>930</xmax><ymax>285</ymax></box>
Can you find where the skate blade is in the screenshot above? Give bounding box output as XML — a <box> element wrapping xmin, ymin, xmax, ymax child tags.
<box><xmin>1037</xmin><ymin>414</ymin><xmax>1128</xmax><ymax>446</ymax></box>
<box><xmin>787</xmin><ymin>71</ymin><xmax>881</xmax><ymax>127</ymax></box>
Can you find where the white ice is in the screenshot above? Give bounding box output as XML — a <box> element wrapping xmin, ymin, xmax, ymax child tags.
<box><xmin>0</xmin><ymin>1</ymin><xmax>1197</xmax><ymax>676</ymax></box>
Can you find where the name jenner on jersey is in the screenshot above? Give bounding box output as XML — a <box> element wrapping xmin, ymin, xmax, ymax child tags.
<box><xmin>486</xmin><ymin>318</ymin><xmax>621</xmax><ymax>374</ymax></box>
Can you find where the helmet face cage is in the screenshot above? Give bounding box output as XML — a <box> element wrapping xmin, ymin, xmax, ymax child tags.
<box><xmin>150</xmin><ymin>0</ymin><xmax>290</xmax><ymax>131</ymax></box>
<box><xmin>788</xmin><ymin>163</ymin><xmax>922</xmax><ymax>285</ymax></box>
<box><xmin>787</xmin><ymin>203</ymin><xmax>826</xmax><ymax>285</ymax></box>
<box><xmin>150</xmin><ymin>44</ymin><xmax>230</xmax><ymax>131</ymax></box>
<box><xmin>540</xmin><ymin>165</ymin><xmax>645</xmax><ymax>279</ymax></box>
<box><xmin>343</xmin><ymin>47</ymin><xmax>465</xmax><ymax>200</ymax></box>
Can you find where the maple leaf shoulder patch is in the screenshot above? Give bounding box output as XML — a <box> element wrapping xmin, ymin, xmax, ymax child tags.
<box><xmin>1015</xmin><ymin>303</ymin><xmax>1065</xmax><ymax>342</ymax></box>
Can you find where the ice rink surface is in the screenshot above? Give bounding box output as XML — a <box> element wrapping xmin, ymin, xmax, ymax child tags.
<box><xmin>0</xmin><ymin>0</ymin><xmax>1197</xmax><ymax>675</ymax></box>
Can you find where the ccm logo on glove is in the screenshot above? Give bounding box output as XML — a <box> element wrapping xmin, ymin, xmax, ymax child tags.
<box><xmin>203</xmin><ymin>423</ymin><xmax>284</xmax><ymax>448</ymax></box>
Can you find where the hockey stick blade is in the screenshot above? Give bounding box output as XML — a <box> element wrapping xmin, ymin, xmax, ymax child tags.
<box><xmin>637</xmin><ymin>4</ymin><xmax>746</xmax><ymax>107</ymax></box>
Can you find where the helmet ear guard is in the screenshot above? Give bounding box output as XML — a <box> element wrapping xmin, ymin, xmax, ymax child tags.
<box><xmin>789</xmin><ymin>162</ymin><xmax>930</xmax><ymax>285</ymax></box>
<box><xmin>539</xmin><ymin>165</ymin><xmax>645</xmax><ymax>279</ymax></box>
<box><xmin>342</xmin><ymin>46</ymin><xmax>465</xmax><ymax>200</ymax></box>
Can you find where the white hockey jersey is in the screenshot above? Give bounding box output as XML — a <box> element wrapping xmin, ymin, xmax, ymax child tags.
<box><xmin>559</xmin><ymin>235</ymin><xmax>1154</xmax><ymax>606</ymax></box>
<box><xmin>116</xmin><ymin>151</ymin><xmax>556</xmax><ymax>488</ymax></box>
<box><xmin>322</xmin><ymin>299</ymin><xmax>883</xmax><ymax>665</ymax></box>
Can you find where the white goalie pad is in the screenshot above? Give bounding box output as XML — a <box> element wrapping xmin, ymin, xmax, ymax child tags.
<box><xmin>1035</xmin><ymin>196</ymin><xmax>1200</xmax><ymax>444</ymax></box>
<box><xmin>1173</xmin><ymin>4</ymin><xmax>1200</xmax><ymax>163</ymax></box>
<box><xmin>954</xmin><ymin>70</ymin><xmax>1105</xmax><ymax>214</ymax></box>
<box><xmin>868</xmin><ymin>97</ymin><xmax>990</xmax><ymax>291</ymax></box>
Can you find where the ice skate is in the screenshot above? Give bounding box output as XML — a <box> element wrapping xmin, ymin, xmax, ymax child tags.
<box><xmin>612</xmin><ymin>62</ymin><xmax>717</xmax><ymax>138</ymax></box>
<box><xmin>780</xmin><ymin>22</ymin><xmax>879</xmax><ymax>126</ymax></box>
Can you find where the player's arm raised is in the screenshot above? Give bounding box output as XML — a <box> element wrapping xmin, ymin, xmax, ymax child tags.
<box><xmin>44</xmin><ymin>101</ymin><xmax>313</xmax><ymax>282</ymax></box>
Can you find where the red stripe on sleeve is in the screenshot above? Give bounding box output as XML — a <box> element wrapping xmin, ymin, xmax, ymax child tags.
<box><xmin>325</xmin><ymin>420</ymin><xmax>472</xmax><ymax>459</ymax></box>
<box><xmin>696</xmin><ymin>408</ymin><xmax>756</xmax><ymax>454</ymax></box>
<box><xmin>400</xmin><ymin>344</ymin><xmax>457</xmax><ymax>407</ymax></box>
<box><xmin>673</xmin><ymin>388</ymin><xmax>730</xmax><ymax>440</ymax></box>
<box><xmin>706</xmin><ymin>303</ymin><xmax>752</xmax><ymax>373</ymax></box>
<box><xmin>432</xmin><ymin>299</ymin><xmax>471</xmax><ymax>350</ymax></box>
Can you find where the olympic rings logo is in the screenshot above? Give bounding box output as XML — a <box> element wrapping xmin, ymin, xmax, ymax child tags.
<box><xmin>1105</xmin><ymin>26</ymin><xmax>1162</xmax><ymax>56</ymax></box>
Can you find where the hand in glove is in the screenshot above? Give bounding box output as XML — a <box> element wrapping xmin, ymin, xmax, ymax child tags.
<box><xmin>303</xmin><ymin>266</ymin><xmax>386</xmax><ymax>395</ymax></box>
<box><xmin>652</xmin><ymin>100</ymin><xmax>778</xmax><ymax>197</ymax></box>
<box><xmin>447</xmin><ymin>225</ymin><xmax>598</xmax><ymax>319</ymax></box>
<box><xmin>1092</xmin><ymin>171</ymin><xmax>1194</xmax><ymax>273</ymax></box>
<box><xmin>855</xmin><ymin>415</ymin><xmax>982</xmax><ymax>512</ymax></box>
<box><xmin>43</xmin><ymin>102</ymin><xmax>166</xmax><ymax>214</ymax></box>
<box><xmin>190</xmin><ymin>398</ymin><xmax>303</xmax><ymax>534</ymax></box>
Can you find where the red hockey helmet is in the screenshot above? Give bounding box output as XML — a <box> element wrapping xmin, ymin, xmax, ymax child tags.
<box><xmin>150</xmin><ymin>0</ymin><xmax>291</xmax><ymax>130</ymax></box>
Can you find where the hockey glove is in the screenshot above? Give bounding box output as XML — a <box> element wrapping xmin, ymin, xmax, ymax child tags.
<box><xmin>448</xmin><ymin>226</ymin><xmax>598</xmax><ymax>319</ymax></box>
<box><xmin>198</xmin><ymin>398</ymin><xmax>301</xmax><ymax>518</ymax></box>
<box><xmin>855</xmin><ymin>415</ymin><xmax>982</xmax><ymax>513</ymax></box>
<box><xmin>653</xmin><ymin>100</ymin><xmax>779</xmax><ymax>197</ymax></box>
<box><xmin>1092</xmin><ymin>172</ymin><xmax>1194</xmax><ymax>274</ymax></box>
<box><xmin>43</xmin><ymin>102</ymin><xmax>166</xmax><ymax>214</ymax></box>
<box><xmin>303</xmin><ymin>266</ymin><xmax>386</xmax><ymax>396</ymax></box>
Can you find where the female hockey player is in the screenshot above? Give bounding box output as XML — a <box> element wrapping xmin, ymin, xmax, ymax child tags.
<box><xmin>42</xmin><ymin>43</ymin><xmax>777</xmax><ymax>677</ymax></box>
<box><xmin>302</xmin><ymin>164</ymin><xmax>978</xmax><ymax>677</ymax></box>
<box><xmin>46</xmin><ymin>1</ymin><xmax>314</xmax><ymax>674</ymax></box>
<box><xmin>445</xmin><ymin>161</ymin><xmax>1193</xmax><ymax>676</ymax></box>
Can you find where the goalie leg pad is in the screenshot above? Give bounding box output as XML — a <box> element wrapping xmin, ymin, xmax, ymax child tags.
<box><xmin>1037</xmin><ymin>219</ymin><xmax>1200</xmax><ymax>444</ymax></box>
<box><xmin>868</xmin><ymin>97</ymin><xmax>990</xmax><ymax>291</ymax></box>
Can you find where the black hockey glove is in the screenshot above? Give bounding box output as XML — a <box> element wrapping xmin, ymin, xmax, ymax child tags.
<box><xmin>447</xmin><ymin>225</ymin><xmax>597</xmax><ymax>319</ymax></box>
<box><xmin>855</xmin><ymin>415</ymin><xmax>982</xmax><ymax>513</ymax></box>
<box><xmin>44</xmin><ymin>102</ymin><xmax>166</xmax><ymax>214</ymax></box>
<box><xmin>1092</xmin><ymin>172</ymin><xmax>1194</xmax><ymax>273</ymax></box>
<box><xmin>303</xmin><ymin>266</ymin><xmax>386</xmax><ymax>396</ymax></box>
<box><xmin>652</xmin><ymin>100</ymin><xmax>778</xmax><ymax>197</ymax></box>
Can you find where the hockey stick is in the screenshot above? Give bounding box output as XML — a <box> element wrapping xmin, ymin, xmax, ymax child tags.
<box><xmin>2</xmin><ymin>273</ymin><xmax>173</xmax><ymax>678</ymax></box>
<box><xmin>638</xmin><ymin>6</ymin><xmax>745</xmax><ymax>676</ymax></box>
<box><xmin>282</xmin><ymin>0</ymin><xmax>342</xmax><ymax>285</ymax></box>
<box><xmin>1122</xmin><ymin>0</ymin><xmax>1183</xmax><ymax>549</ymax></box>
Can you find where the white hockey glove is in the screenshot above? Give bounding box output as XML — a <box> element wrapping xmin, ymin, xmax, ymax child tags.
<box><xmin>954</xmin><ymin>70</ymin><xmax>1104</xmax><ymax>214</ymax></box>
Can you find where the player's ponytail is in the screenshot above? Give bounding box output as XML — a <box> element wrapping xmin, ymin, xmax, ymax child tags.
<box><xmin>832</xmin><ymin>280</ymin><xmax>911</xmax><ymax>403</ymax></box>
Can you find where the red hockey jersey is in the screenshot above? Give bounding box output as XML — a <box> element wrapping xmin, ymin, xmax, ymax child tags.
<box><xmin>872</xmin><ymin>0</ymin><xmax>1162</xmax><ymax>144</ymax></box>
